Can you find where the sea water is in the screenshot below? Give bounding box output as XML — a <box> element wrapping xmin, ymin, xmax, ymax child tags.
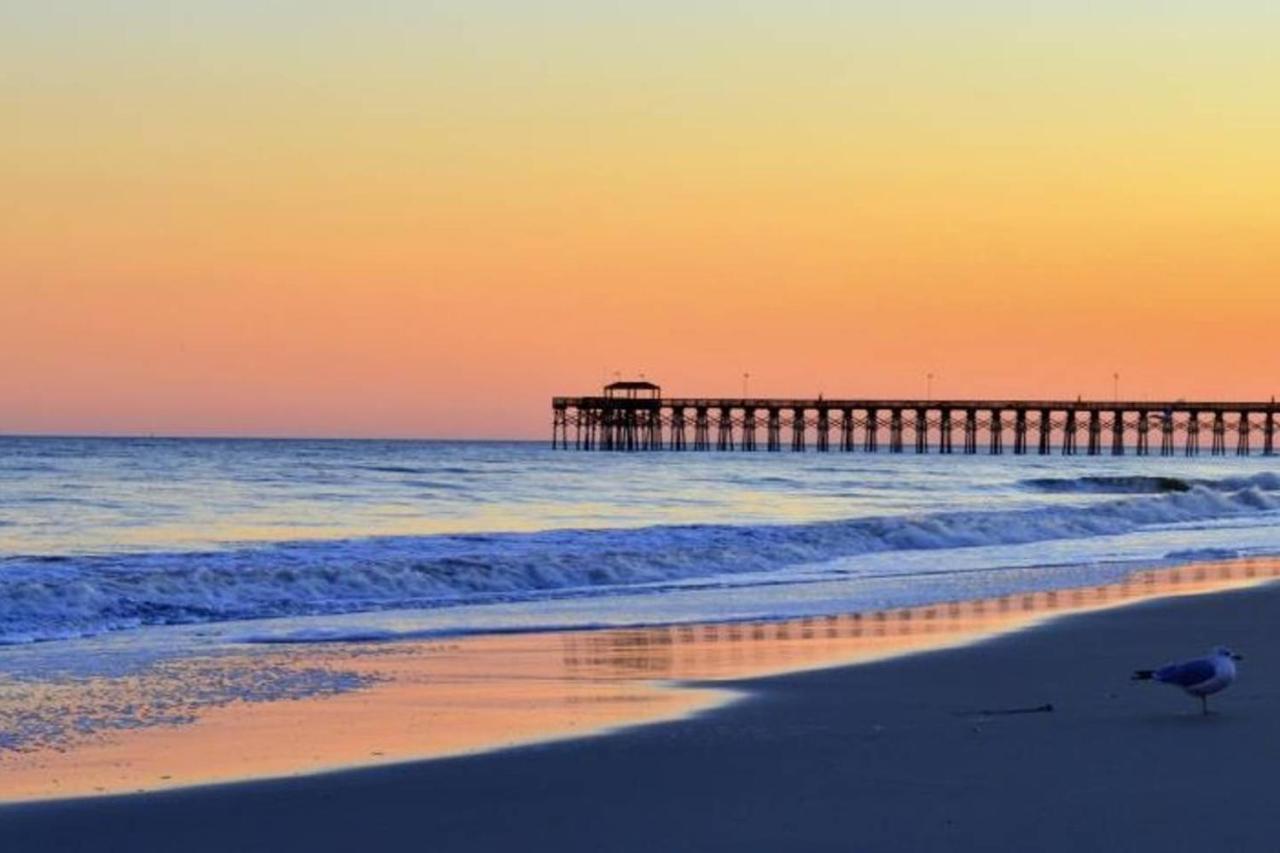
<box><xmin>2</xmin><ymin>435</ymin><xmax>1279</xmax><ymax>744</ymax></box>
<box><xmin>3</xmin><ymin>436</ymin><xmax>1280</xmax><ymax>649</ymax></box>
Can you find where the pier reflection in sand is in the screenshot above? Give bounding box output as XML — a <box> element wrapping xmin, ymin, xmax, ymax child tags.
<box><xmin>1</xmin><ymin>558</ymin><xmax>1276</xmax><ymax>802</ymax></box>
<box><xmin>560</xmin><ymin>559</ymin><xmax>1279</xmax><ymax>682</ymax></box>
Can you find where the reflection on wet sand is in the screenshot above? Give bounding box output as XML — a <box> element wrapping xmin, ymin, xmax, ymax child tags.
<box><xmin>561</xmin><ymin>559</ymin><xmax>1280</xmax><ymax>682</ymax></box>
<box><xmin>1</xmin><ymin>558</ymin><xmax>1277</xmax><ymax>802</ymax></box>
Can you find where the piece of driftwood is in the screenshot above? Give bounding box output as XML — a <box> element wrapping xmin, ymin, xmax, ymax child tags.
<box><xmin>954</xmin><ymin>703</ymin><xmax>1054</xmax><ymax>717</ymax></box>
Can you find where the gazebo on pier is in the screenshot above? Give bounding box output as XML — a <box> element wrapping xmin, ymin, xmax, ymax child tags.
<box><xmin>603</xmin><ymin>380</ymin><xmax>661</xmax><ymax>400</ymax></box>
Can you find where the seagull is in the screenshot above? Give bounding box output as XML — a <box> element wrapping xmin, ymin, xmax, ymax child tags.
<box><xmin>1132</xmin><ymin>646</ymin><xmax>1242</xmax><ymax>715</ymax></box>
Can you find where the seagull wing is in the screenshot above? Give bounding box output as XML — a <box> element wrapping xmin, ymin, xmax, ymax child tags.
<box><xmin>1154</xmin><ymin>658</ymin><xmax>1216</xmax><ymax>687</ymax></box>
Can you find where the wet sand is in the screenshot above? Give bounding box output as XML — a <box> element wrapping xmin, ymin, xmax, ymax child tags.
<box><xmin>4</xmin><ymin>561</ymin><xmax>1280</xmax><ymax>850</ymax></box>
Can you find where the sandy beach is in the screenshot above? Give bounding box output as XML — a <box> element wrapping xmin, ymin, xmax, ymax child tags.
<box><xmin>4</xmin><ymin>569</ymin><xmax>1278</xmax><ymax>851</ymax></box>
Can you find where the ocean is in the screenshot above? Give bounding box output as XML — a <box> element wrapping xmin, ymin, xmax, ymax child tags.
<box><xmin>2</xmin><ymin>435</ymin><xmax>1280</xmax><ymax>767</ymax></box>
<box><xmin>3</xmin><ymin>436</ymin><xmax>1279</xmax><ymax>650</ymax></box>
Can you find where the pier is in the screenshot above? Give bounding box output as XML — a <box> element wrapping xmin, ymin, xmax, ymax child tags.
<box><xmin>552</xmin><ymin>382</ymin><xmax>1279</xmax><ymax>456</ymax></box>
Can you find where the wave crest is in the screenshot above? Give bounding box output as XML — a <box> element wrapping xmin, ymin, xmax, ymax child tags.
<box><xmin>1020</xmin><ymin>475</ymin><xmax>1193</xmax><ymax>494</ymax></box>
<box><xmin>1020</xmin><ymin>471</ymin><xmax>1280</xmax><ymax>495</ymax></box>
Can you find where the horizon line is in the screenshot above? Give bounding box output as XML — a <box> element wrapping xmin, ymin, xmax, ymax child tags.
<box><xmin>0</xmin><ymin>432</ymin><xmax>543</xmax><ymax>443</ymax></box>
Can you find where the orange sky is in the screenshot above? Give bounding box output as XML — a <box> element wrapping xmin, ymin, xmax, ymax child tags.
<box><xmin>3</xmin><ymin>3</ymin><xmax>1278</xmax><ymax>437</ymax></box>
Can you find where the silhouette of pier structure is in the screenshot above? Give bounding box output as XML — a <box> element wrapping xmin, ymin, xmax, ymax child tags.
<box><xmin>552</xmin><ymin>381</ymin><xmax>1279</xmax><ymax>456</ymax></box>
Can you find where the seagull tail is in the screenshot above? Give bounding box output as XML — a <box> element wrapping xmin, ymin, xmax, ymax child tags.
<box><xmin>1131</xmin><ymin>669</ymin><xmax>1155</xmax><ymax>681</ymax></box>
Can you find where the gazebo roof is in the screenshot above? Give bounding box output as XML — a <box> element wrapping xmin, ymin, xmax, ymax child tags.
<box><xmin>605</xmin><ymin>380</ymin><xmax>661</xmax><ymax>391</ymax></box>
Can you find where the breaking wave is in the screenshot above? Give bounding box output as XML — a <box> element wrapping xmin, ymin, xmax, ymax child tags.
<box><xmin>3</xmin><ymin>474</ymin><xmax>1280</xmax><ymax>644</ymax></box>
<box><xmin>1020</xmin><ymin>472</ymin><xmax>1280</xmax><ymax>495</ymax></box>
<box><xmin>1021</xmin><ymin>475</ymin><xmax>1193</xmax><ymax>494</ymax></box>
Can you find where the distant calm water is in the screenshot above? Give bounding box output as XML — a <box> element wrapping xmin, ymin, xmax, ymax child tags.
<box><xmin>3</xmin><ymin>436</ymin><xmax>1280</xmax><ymax>649</ymax></box>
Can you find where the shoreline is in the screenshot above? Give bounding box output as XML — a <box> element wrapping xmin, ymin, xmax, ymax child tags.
<box><xmin>1</xmin><ymin>556</ymin><xmax>1278</xmax><ymax>808</ymax></box>
<box><xmin>4</xmin><ymin>569</ymin><xmax>1279</xmax><ymax>850</ymax></box>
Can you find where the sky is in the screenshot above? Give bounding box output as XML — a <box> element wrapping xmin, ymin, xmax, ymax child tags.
<box><xmin>3</xmin><ymin>2</ymin><xmax>1279</xmax><ymax>438</ymax></box>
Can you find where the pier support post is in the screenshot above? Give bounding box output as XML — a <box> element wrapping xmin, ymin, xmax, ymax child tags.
<box><xmin>1237</xmin><ymin>412</ymin><xmax>1251</xmax><ymax>456</ymax></box>
<box><xmin>864</xmin><ymin>409</ymin><xmax>879</xmax><ymax>452</ymax></box>
<box><xmin>1161</xmin><ymin>412</ymin><xmax>1175</xmax><ymax>456</ymax></box>
<box><xmin>623</xmin><ymin>407</ymin><xmax>639</xmax><ymax>451</ymax></box>
<box><xmin>940</xmin><ymin>409</ymin><xmax>953</xmax><ymax>454</ymax></box>
<box><xmin>1087</xmin><ymin>410</ymin><xmax>1102</xmax><ymax>456</ymax></box>
<box><xmin>989</xmin><ymin>410</ymin><xmax>1003</xmax><ymax>455</ymax></box>
<box><xmin>606</xmin><ymin>407</ymin><xmax>617</xmax><ymax>450</ymax></box>
<box><xmin>1062</xmin><ymin>409</ymin><xmax>1077</xmax><ymax>455</ymax></box>
<box><xmin>1136</xmin><ymin>411</ymin><xmax>1149</xmax><ymax>456</ymax></box>
<box><xmin>1014</xmin><ymin>409</ymin><xmax>1027</xmax><ymax>455</ymax></box>
<box><xmin>1266</xmin><ymin>410</ymin><xmax>1276</xmax><ymax>456</ymax></box>
<box><xmin>1186</xmin><ymin>412</ymin><xmax>1200</xmax><ymax>456</ymax></box>
<box><xmin>645</xmin><ymin>408</ymin><xmax>662</xmax><ymax>450</ymax></box>
<box><xmin>915</xmin><ymin>409</ymin><xmax>928</xmax><ymax>453</ymax></box>
<box><xmin>717</xmin><ymin>407</ymin><xmax>734</xmax><ymax>451</ymax></box>
<box><xmin>671</xmin><ymin>408</ymin><xmax>687</xmax><ymax>450</ymax></box>
<box><xmin>890</xmin><ymin>409</ymin><xmax>904</xmax><ymax>453</ymax></box>
<box><xmin>1038</xmin><ymin>410</ymin><xmax>1052</xmax><ymax>455</ymax></box>
<box><xmin>1211</xmin><ymin>411</ymin><xmax>1226</xmax><ymax>456</ymax></box>
<box><xmin>602</xmin><ymin>407</ymin><xmax>615</xmax><ymax>451</ymax></box>
<box><xmin>841</xmin><ymin>409</ymin><xmax>855</xmax><ymax>451</ymax></box>
<box><xmin>742</xmin><ymin>408</ymin><xmax>757</xmax><ymax>451</ymax></box>
<box><xmin>694</xmin><ymin>408</ymin><xmax>710</xmax><ymax>451</ymax></box>
<box><xmin>791</xmin><ymin>408</ymin><xmax>807</xmax><ymax>452</ymax></box>
<box><xmin>817</xmin><ymin>408</ymin><xmax>830</xmax><ymax>452</ymax></box>
<box><xmin>767</xmin><ymin>408</ymin><xmax>781</xmax><ymax>452</ymax></box>
<box><xmin>552</xmin><ymin>406</ymin><xmax>567</xmax><ymax>449</ymax></box>
<box><xmin>1111</xmin><ymin>410</ymin><xmax>1125</xmax><ymax>456</ymax></box>
<box><xmin>599</xmin><ymin>408</ymin><xmax>613</xmax><ymax>451</ymax></box>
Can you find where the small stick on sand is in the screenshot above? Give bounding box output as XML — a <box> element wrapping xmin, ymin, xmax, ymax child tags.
<box><xmin>954</xmin><ymin>703</ymin><xmax>1054</xmax><ymax>717</ymax></box>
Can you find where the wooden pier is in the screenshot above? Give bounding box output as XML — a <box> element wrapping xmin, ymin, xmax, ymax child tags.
<box><xmin>552</xmin><ymin>382</ymin><xmax>1279</xmax><ymax>456</ymax></box>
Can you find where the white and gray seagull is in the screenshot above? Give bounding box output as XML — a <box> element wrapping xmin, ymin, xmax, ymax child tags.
<box><xmin>1132</xmin><ymin>646</ymin><xmax>1242</xmax><ymax>715</ymax></box>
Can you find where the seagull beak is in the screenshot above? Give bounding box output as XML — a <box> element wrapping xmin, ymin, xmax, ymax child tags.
<box><xmin>1232</xmin><ymin>654</ymin><xmax>1244</xmax><ymax>661</ymax></box>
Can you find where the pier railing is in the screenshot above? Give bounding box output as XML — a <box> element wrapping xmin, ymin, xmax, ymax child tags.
<box><xmin>550</xmin><ymin>397</ymin><xmax>1280</xmax><ymax>456</ymax></box>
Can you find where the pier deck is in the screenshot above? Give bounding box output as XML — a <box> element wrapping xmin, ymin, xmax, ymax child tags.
<box><xmin>552</xmin><ymin>391</ymin><xmax>1279</xmax><ymax>456</ymax></box>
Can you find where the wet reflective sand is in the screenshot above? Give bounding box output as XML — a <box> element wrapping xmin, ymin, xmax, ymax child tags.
<box><xmin>2</xmin><ymin>557</ymin><xmax>1277</xmax><ymax>802</ymax></box>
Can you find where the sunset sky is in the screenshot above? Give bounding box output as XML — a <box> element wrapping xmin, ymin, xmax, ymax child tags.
<box><xmin>4</xmin><ymin>2</ymin><xmax>1279</xmax><ymax>438</ymax></box>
